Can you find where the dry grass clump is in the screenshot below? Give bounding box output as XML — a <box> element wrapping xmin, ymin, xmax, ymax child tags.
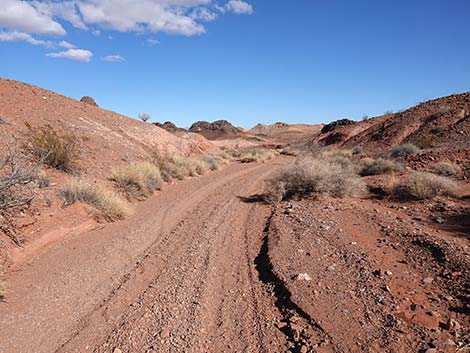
<box><xmin>110</xmin><ymin>162</ymin><xmax>162</xmax><ymax>199</ymax></box>
<box><xmin>150</xmin><ymin>148</ymin><xmax>228</xmax><ymax>181</ymax></box>
<box><xmin>433</xmin><ymin>162</ymin><xmax>461</xmax><ymax>176</ymax></box>
<box><xmin>389</xmin><ymin>143</ymin><xmax>421</xmax><ymax>158</ymax></box>
<box><xmin>60</xmin><ymin>178</ymin><xmax>130</xmax><ymax>220</ymax></box>
<box><xmin>200</xmin><ymin>154</ymin><xmax>229</xmax><ymax>171</ymax></box>
<box><xmin>387</xmin><ymin>172</ymin><xmax>458</xmax><ymax>200</ymax></box>
<box><xmin>239</xmin><ymin>149</ymin><xmax>277</xmax><ymax>163</ymax></box>
<box><xmin>269</xmin><ymin>155</ymin><xmax>366</xmax><ymax>201</ymax></box>
<box><xmin>358</xmin><ymin>158</ymin><xmax>404</xmax><ymax>176</ymax></box>
<box><xmin>23</xmin><ymin>123</ymin><xmax>79</xmax><ymax>172</ymax></box>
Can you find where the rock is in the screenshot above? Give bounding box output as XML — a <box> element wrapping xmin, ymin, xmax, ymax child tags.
<box><xmin>423</xmin><ymin>277</ymin><xmax>434</xmax><ymax>284</ymax></box>
<box><xmin>377</xmin><ymin>297</ymin><xmax>387</xmax><ymax>306</ymax></box>
<box><xmin>113</xmin><ymin>349</ymin><xmax>123</xmax><ymax>353</ymax></box>
<box><xmin>297</xmin><ymin>273</ymin><xmax>312</xmax><ymax>281</ymax></box>
<box><xmin>444</xmin><ymin>318</ymin><xmax>461</xmax><ymax>332</ymax></box>
<box><xmin>411</xmin><ymin>311</ymin><xmax>440</xmax><ymax>329</ymax></box>
<box><xmin>160</xmin><ymin>328</ymin><xmax>170</xmax><ymax>338</ymax></box>
<box><xmin>80</xmin><ymin>96</ymin><xmax>98</xmax><ymax>106</ymax></box>
<box><xmin>425</xmin><ymin>349</ymin><xmax>438</xmax><ymax>353</ymax></box>
<box><xmin>410</xmin><ymin>303</ymin><xmax>422</xmax><ymax>311</ymax></box>
<box><xmin>300</xmin><ymin>345</ymin><xmax>308</xmax><ymax>353</ymax></box>
<box><xmin>433</xmin><ymin>217</ymin><xmax>445</xmax><ymax>224</ymax></box>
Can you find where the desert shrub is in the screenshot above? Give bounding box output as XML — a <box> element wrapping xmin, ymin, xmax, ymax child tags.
<box><xmin>60</xmin><ymin>178</ymin><xmax>130</xmax><ymax>220</ymax></box>
<box><xmin>387</xmin><ymin>172</ymin><xmax>458</xmax><ymax>200</ymax></box>
<box><xmin>139</xmin><ymin>113</ymin><xmax>151</xmax><ymax>122</ymax></box>
<box><xmin>200</xmin><ymin>154</ymin><xmax>229</xmax><ymax>171</ymax></box>
<box><xmin>358</xmin><ymin>158</ymin><xmax>404</xmax><ymax>176</ymax></box>
<box><xmin>389</xmin><ymin>143</ymin><xmax>421</xmax><ymax>158</ymax></box>
<box><xmin>269</xmin><ymin>155</ymin><xmax>366</xmax><ymax>201</ymax></box>
<box><xmin>0</xmin><ymin>146</ymin><xmax>40</xmax><ymax>245</ymax></box>
<box><xmin>149</xmin><ymin>148</ymin><xmax>229</xmax><ymax>180</ymax></box>
<box><xmin>110</xmin><ymin>162</ymin><xmax>162</xmax><ymax>199</ymax></box>
<box><xmin>23</xmin><ymin>123</ymin><xmax>79</xmax><ymax>172</ymax></box>
<box><xmin>239</xmin><ymin>149</ymin><xmax>277</xmax><ymax>163</ymax></box>
<box><xmin>433</xmin><ymin>162</ymin><xmax>461</xmax><ymax>177</ymax></box>
<box><xmin>352</xmin><ymin>146</ymin><xmax>364</xmax><ymax>155</ymax></box>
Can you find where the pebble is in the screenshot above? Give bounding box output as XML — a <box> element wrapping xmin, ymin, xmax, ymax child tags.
<box><xmin>423</xmin><ymin>277</ymin><xmax>434</xmax><ymax>284</ymax></box>
<box><xmin>113</xmin><ymin>349</ymin><xmax>123</xmax><ymax>353</ymax></box>
<box><xmin>297</xmin><ymin>273</ymin><xmax>312</xmax><ymax>281</ymax></box>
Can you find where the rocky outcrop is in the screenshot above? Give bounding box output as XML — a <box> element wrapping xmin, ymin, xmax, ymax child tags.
<box><xmin>80</xmin><ymin>96</ymin><xmax>98</xmax><ymax>107</ymax></box>
<box><xmin>189</xmin><ymin>120</ymin><xmax>241</xmax><ymax>140</ymax></box>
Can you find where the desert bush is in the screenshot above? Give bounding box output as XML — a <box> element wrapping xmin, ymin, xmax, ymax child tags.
<box><xmin>389</xmin><ymin>143</ymin><xmax>421</xmax><ymax>158</ymax></box>
<box><xmin>24</xmin><ymin>123</ymin><xmax>79</xmax><ymax>172</ymax></box>
<box><xmin>433</xmin><ymin>162</ymin><xmax>461</xmax><ymax>177</ymax></box>
<box><xmin>352</xmin><ymin>146</ymin><xmax>364</xmax><ymax>155</ymax></box>
<box><xmin>0</xmin><ymin>146</ymin><xmax>40</xmax><ymax>245</ymax></box>
<box><xmin>239</xmin><ymin>148</ymin><xmax>277</xmax><ymax>163</ymax></box>
<box><xmin>269</xmin><ymin>155</ymin><xmax>365</xmax><ymax>201</ymax></box>
<box><xmin>110</xmin><ymin>162</ymin><xmax>162</xmax><ymax>199</ymax></box>
<box><xmin>200</xmin><ymin>154</ymin><xmax>229</xmax><ymax>171</ymax></box>
<box><xmin>387</xmin><ymin>172</ymin><xmax>458</xmax><ymax>200</ymax></box>
<box><xmin>139</xmin><ymin>113</ymin><xmax>151</xmax><ymax>123</ymax></box>
<box><xmin>60</xmin><ymin>178</ymin><xmax>130</xmax><ymax>220</ymax></box>
<box><xmin>358</xmin><ymin>158</ymin><xmax>404</xmax><ymax>176</ymax></box>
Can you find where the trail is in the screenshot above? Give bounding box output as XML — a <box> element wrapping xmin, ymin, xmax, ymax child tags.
<box><xmin>1</xmin><ymin>158</ymin><xmax>468</xmax><ymax>353</ymax></box>
<box><xmin>0</xmin><ymin>160</ymin><xmax>285</xmax><ymax>353</ymax></box>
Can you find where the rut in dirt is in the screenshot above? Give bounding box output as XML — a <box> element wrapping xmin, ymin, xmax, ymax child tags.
<box><xmin>254</xmin><ymin>210</ymin><xmax>330</xmax><ymax>352</ymax></box>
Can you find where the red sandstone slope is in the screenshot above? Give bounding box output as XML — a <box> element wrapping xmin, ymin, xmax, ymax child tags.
<box><xmin>0</xmin><ymin>79</ymin><xmax>219</xmax><ymax>179</ymax></box>
<box><xmin>310</xmin><ymin>92</ymin><xmax>470</xmax><ymax>150</ymax></box>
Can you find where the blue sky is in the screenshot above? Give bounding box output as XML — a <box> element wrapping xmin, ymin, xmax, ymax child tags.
<box><xmin>1</xmin><ymin>0</ymin><xmax>470</xmax><ymax>128</ymax></box>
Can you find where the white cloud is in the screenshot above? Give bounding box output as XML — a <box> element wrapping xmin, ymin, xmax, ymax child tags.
<box><xmin>0</xmin><ymin>30</ymin><xmax>54</xmax><ymax>47</ymax></box>
<box><xmin>191</xmin><ymin>8</ymin><xmax>217</xmax><ymax>22</ymax></box>
<box><xmin>46</xmin><ymin>48</ymin><xmax>93</xmax><ymax>62</ymax></box>
<box><xmin>146</xmin><ymin>38</ymin><xmax>160</xmax><ymax>46</ymax></box>
<box><xmin>102</xmin><ymin>54</ymin><xmax>125</xmax><ymax>62</ymax></box>
<box><xmin>58</xmin><ymin>40</ymin><xmax>75</xmax><ymax>48</ymax></box>
<box><xmin>224</xmin><ymin>0</ymin><xmax>253</xmax><ymax>14</ymax></box>
<box><xmin>0</xmin><ymin>0</ymin><xmax>66</xmax><ymax>35</ymax></box>
<box><xmin>0</xmin><ymin>0</ymin><xmax>254</xmax><ymax>54</ymax></box>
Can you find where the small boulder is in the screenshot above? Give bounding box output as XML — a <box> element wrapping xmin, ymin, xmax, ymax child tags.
<box><xmin>80</xmin><ymin>96</ymin><xmax>98</xmax><ymax>107</ymax></box>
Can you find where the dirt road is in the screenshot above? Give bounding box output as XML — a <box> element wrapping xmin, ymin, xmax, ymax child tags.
<box><xmin>0</xmin><ymin>160</ymin><xmax>285</xmax><ymax>353</ymax></box>
<box><xmin>1</xmin><ymin>158</ymin><xmax>469</xmax><ymax>353</ymax></box>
